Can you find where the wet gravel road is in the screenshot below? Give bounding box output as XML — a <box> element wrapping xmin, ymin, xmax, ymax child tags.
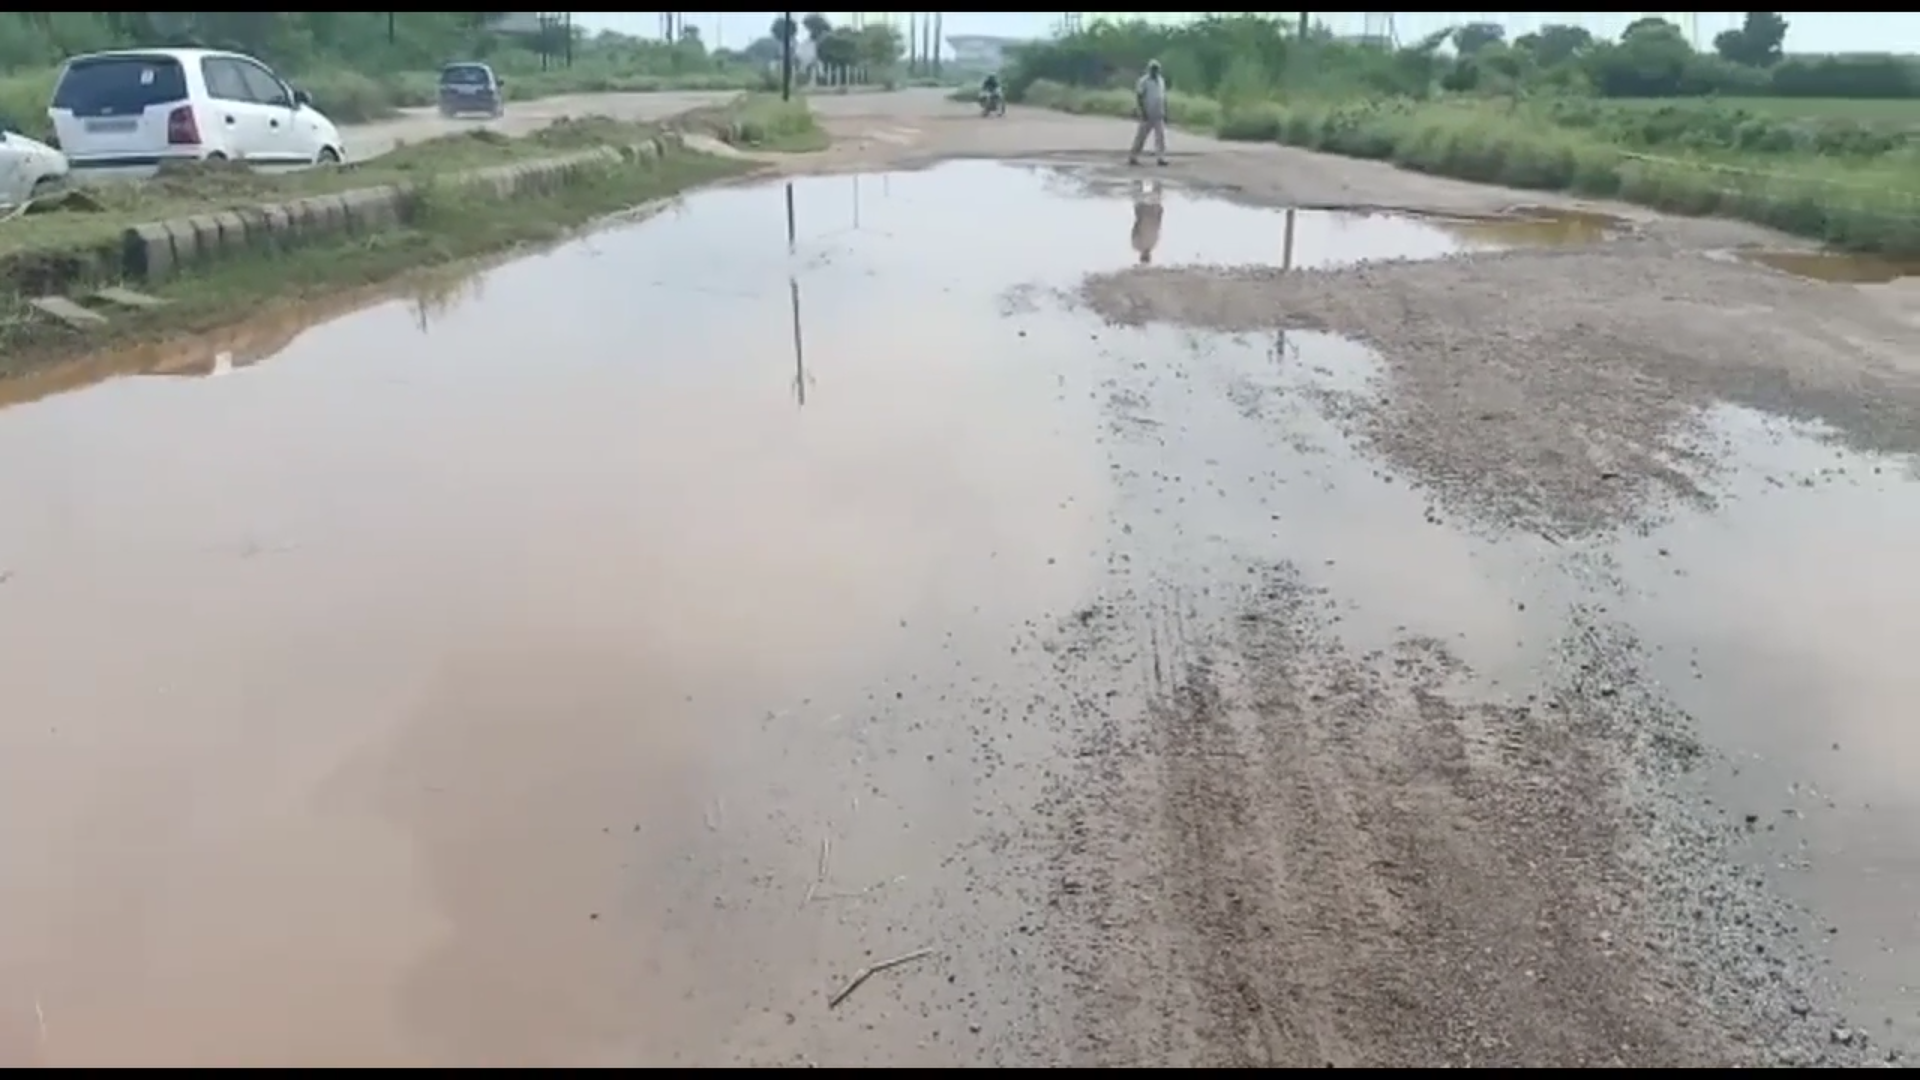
<box><xmin>0</xmin><ymin>93</ymin><xmax>1916</xmax><ymax>1066</ymax></box>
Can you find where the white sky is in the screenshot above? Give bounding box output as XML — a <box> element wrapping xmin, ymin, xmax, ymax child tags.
<box><xmin>573</xmin><ymin>12</ymin><xmax>1920</xmax><ymax>55</ymax></box>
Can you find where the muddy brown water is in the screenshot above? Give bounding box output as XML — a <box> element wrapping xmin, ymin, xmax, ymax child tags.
<box><xmin>0</xmin><ymin>160</ymin><xmax>1913</xmax><ymax>1065</ymax></box>
<box><xmin>1735</xmin><ymin>248</ymin><xmax>1920</xmax><ymax>285</ymax></box>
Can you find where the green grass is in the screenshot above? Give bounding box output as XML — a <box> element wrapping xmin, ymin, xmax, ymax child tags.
<box><xmin>717</xmin><ymin>94</ymin><xmax>827</xmax><ymax>153</ymax></box>
<box><xmin>1611</xmin><ymin>96</ymin><xmax>1920</xmax><ymax>128</ymax></box>
<box><xmin>1021</xmin><ymin>79</ymin><xmax>1920</xmax><ymax>256</ymax></box>
<box><xmin>0</xmin><ymin>117</ymin><xmax>681</xmax><ymax>265</ymax></box>
<box><xmin>0</xmin><ymin>147</ymin><xmax>756</xmax><ymax>373</ymax></box>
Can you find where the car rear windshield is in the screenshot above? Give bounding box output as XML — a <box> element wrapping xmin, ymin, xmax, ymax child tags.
<box><xmin>52</xmin><ymin>55</ymin><xmax>189</xmax><ymax>116</ymax></box>
<box><xmin>439</xmin><ymin>66</ymin><xmax>492</xmax><ymax>86</ymax></box>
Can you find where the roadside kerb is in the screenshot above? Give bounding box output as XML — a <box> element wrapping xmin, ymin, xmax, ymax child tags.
<box><xmin>118</xmin><ymin>132</ymin><xmax>689</xmax><ymax>286</ymax></box>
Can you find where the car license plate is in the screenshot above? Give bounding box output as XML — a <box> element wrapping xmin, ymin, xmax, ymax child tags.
<box><xmin>84</xmin><ymin>119</ymin><xmax>137</xmax><ymax>133</ymax></box>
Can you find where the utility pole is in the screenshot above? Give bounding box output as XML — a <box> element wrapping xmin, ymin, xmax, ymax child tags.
<box><xmin>908</xmin><ymin>12</ymin><xmax>918</xmax><ymax>74</ymax></box>
<box><xmin>781</xmin><ymin>10</ymin><xmax>794</xmax><ymax>101</ymax></box>
<box><xmin>564</xmin><ymin>11</ymin><xmax>573</xmax><ymax>67</ymax></box>
<box><xmin>386</xmin><ymin>12</ymin><xmax>395</xmax><ymax>45</ymax></box>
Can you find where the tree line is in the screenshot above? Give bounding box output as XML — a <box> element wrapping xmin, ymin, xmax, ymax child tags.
<box><xmin>0</xmin><ymin>14</ymin><xmax>538</xmax><ymax>73</ymax></box>
<box><xmin>1013</xmin><ymin>12</ymin><xmax>1920</xmax><ymax>104</ymax></box>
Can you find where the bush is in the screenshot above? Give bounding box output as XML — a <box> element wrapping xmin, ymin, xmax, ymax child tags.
<box><xmin>0</xmin><ymin>68</ymin><xmax>55</xmax><ymax>139</ymax></box>
<box><xmin>721</xmin><ymin>94</ymin><xmax>822</xmax><ymax>150</ymax></box>
<box><xmin>1020</xmin><ymin>79</ymin><xmax>1222</xmax><ymax>131</ymax></box>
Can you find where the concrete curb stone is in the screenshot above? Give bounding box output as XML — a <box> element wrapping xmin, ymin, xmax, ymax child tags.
<box><xmin>119</xmin><ymin>140</ymin><xmax>685</xmax><ymax>285</ymax></box>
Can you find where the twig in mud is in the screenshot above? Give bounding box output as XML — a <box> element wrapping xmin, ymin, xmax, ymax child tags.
<box><xmin>827</xmin><ymin>947</ymin><xmax>934</xmax><ymax>1010</ymax></box>
<box><xmin>802</xmin><ymin>829</ymin><xmax>834</xmax><ymax>907</ymax></box>
<box><xmin>812</xmin><ymin>875</ymin><xmax>907</xmax><ymax>902</ymax></box>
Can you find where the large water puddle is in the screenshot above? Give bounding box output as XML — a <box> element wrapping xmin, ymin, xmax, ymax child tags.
<box><xmin>1611</xmin><ymin>406</ymin><xmax>1920</xmax><ymax>1051</ymax></box>
<box><xmin>0</xmin><ymin>160</ymin><xmax>1912</xmax><ymax>1065</ymax></box>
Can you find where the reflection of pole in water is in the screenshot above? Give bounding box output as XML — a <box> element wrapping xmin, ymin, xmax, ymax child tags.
<box><xmin>1275</xmin><ymin>207</ymin><xmax>1298</xmax><ymax>362</ymax></box>
<box><xmin>852</xmin><ymin>175</ymin><xmax>860</xmax><ymax>231</ymax></box>
<box><xmin>785</xmin><ymin>181</ymin><xmax>797</xmax><ymax>253</ymax></box>
<box><xmin>790</xmin><ymin>276</ymin><xmax>808</xmax><ymax>406</ymax></box>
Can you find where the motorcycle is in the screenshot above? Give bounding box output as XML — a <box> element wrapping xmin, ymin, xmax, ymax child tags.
<box><xmin>979</xmin><ymin>89</ymin><xmax>1006</xmax><ymax>118</ymax></box>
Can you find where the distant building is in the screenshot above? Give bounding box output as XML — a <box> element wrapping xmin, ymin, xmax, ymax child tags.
<box><xmin>945</xmin><ymin>34</ymin><xmax>1028</xmax><ymax>69</ymax></box>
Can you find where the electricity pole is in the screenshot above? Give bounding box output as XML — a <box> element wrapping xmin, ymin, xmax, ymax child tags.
<box><xmin>781</xmin><ymin>10</ymin><xmax>794</xmax><ymax>101</ymax></box>
<box><xmin>932</xmin><ymin>13</ymin><xmax>943</xmax><ymax>77</ymax></box>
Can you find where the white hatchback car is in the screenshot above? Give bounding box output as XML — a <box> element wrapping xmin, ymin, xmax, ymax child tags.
<box><xmin>46</xmin><ymin>47</ymin><xmax>346</xmax><ymax>179</ymax></box>
<box><xmin>0</xmin><ymin>124</ymin><xmax>69</xmax><ymax>209</ymax></box>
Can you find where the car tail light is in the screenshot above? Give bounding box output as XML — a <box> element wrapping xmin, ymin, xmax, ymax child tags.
<box><xmin>166</xmin><ymin>105</ymin><xmax>199</xmax><ymax>146</ymax></box>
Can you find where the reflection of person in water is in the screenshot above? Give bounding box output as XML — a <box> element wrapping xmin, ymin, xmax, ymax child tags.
<box><xmin>1130</xmin><ymin>179</ymin><xmax>1164</xmax><ymax>265</ymax></box>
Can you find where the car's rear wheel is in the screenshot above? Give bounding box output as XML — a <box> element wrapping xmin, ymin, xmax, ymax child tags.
<box><xmin>315</xmin><ymin>146</ymin><xmax>341</xmax><ymax>166</ymax></box>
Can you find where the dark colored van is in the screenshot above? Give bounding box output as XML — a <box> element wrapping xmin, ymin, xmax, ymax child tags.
<box><xmin>437</xmin><ymin>63</ymin><xmax>505</xmax><ymax>119</ymax></box>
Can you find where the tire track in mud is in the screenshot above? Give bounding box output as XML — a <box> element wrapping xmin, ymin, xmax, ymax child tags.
<box><xmin>1032</xmin><ymin>316</ymin><xmax>1754</xmax><ymax>1068</ymax></box>
<box><xmin>1050</xmin><ymin>570</ymin><xmax>1725</xmax><ymax>1067</ymax></box>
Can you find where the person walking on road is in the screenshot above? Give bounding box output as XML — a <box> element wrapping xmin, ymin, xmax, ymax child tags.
<box><xmin>1129</xmin><ymin>60</ymin><xmax>1169</xmax><ymax>167</ymax></box>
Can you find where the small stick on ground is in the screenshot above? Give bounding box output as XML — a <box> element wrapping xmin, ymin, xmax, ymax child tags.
<box><xmin>827</xmin><ymin>946</ymin><xmax>935</xmax><ymax>1010</ymax></box>
<box><xmin>802</xmin><ymin>828</ymin><xmax>833</xmax><ymax>908</ymax></box>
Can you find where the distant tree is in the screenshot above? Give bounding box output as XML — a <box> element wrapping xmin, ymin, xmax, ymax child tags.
<box><xmin>1713</xmin><ymin>11</ymin><xmax>1789</xmax><ymax>67</ymax></box>
<box><xmin>1513</xmin><ymin>23</ymin><xmax>1593</xmax><ymax>67</ymax></box>
<box><xmin>1621</xmin><ymin>16</ymin><xmax>1683</xmax><ymax>43</ymax></box>
<box><xmin>744</xmin><ymin>34</ymin><xmax>784</xmax><ymax>63</ymax></box>
<box><xmin>855</xmin><ymin>23</ymin><xmax>903</xmax><ymax>69</ymax></box>
<box><xmin>802</xmin><ymin>13</ymin><xmax>833</xmax><ymax>44</ymax></box>
<box><xmin>816</xmin><ymin>26</ymin><xmax>859</xmax><ymax>68</ymax></box>
<box><xmin>769</xmin><ymin>16</ymin><xmax>797</xmax><ymax>45</ymax></box>
<box><xmin>1452</xmin><ymin>22</ymin><xmax>1505</xmax><ymax>57</ymax></box>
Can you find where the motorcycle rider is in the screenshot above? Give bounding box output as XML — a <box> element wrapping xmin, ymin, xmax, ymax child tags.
<box><xmin>980</xmin><ymin>73</ymin><xmax>1004</xmax><ymax>112</ymax></box>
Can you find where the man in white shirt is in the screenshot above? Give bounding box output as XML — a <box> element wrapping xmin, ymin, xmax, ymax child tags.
<box><xmin>1129</xmin><ymin>60</ymin><xmax>1169</xmax><ymax>167</ymax></box>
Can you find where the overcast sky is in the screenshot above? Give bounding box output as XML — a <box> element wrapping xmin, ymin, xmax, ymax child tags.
<box><xmin>574</xmin><ymin>12</ymin><xmax>1920</xmax><ymax>55</ymax></box>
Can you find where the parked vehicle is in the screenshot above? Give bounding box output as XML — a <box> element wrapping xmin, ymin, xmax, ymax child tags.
<box><xmin>0</xmin><ymin>121</ymin><xmax>69</xmax><ymax>210</ymax></box>
<box><xmin>45</xmin><ymin>48</ymin><xmax>345</xmax><ymax>179</ymax></box>
<box><xmin>438</xmin><ymin>63</ymin><xmax>506</xmax><ymax>120</ymax></box>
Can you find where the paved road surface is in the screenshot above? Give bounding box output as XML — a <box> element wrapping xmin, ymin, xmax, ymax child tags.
<box><xmin>1</xmin><ymin>90</ymin><xmax>1916</xmax><ymax>1068</ymax></box>
<box><xmin>343</xmin><ymin>90</ymin><xmax>737</xmax><ymax>161</ymax></box>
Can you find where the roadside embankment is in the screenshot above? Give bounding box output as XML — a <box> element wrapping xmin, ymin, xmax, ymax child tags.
<box><xmin>0</xmin><ymin>97</ymin><xmax>817</xmax><ymax>372</ymax></box>
<box><xmin>1021</xmin><ymin>79</ymin><xmax>1920</xmax><ymax>256</ymax></box>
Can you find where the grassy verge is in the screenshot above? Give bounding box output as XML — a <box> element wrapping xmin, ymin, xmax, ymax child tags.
<box><xmin>715</xmin><ymin>94</ymin><xmax>826</xmax><ymax>152</ymax></box>
<box><xmin>0</xmin><ymin>115</ymin><xmax>696</xmax><ymax>285</ymax></box>
<box><xmin>1020</xmin><ymin>79</ymin><xmax>1920</xmax><ymax>256</ymax></box>
<box><xmin>0</xmin><ymin>63</ymin><xmax>763</xmax><ymax>135</ymax></box>
<box><xmin>0</xmin><ymin>146</ymin><xmax>756</xmax><ymax>372</ymax></box>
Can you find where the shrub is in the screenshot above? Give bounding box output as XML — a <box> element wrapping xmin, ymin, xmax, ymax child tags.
<box><xmin>0</xmin><ymin>68</ymin><xmax>56</xmax><ymax>139</ymax></box>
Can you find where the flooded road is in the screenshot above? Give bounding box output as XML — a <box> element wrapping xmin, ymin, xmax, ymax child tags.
<box><xmin>2</xmin><ymin>156</ymin><xmax>1918</xmax><ymax>1066</ymax></box>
